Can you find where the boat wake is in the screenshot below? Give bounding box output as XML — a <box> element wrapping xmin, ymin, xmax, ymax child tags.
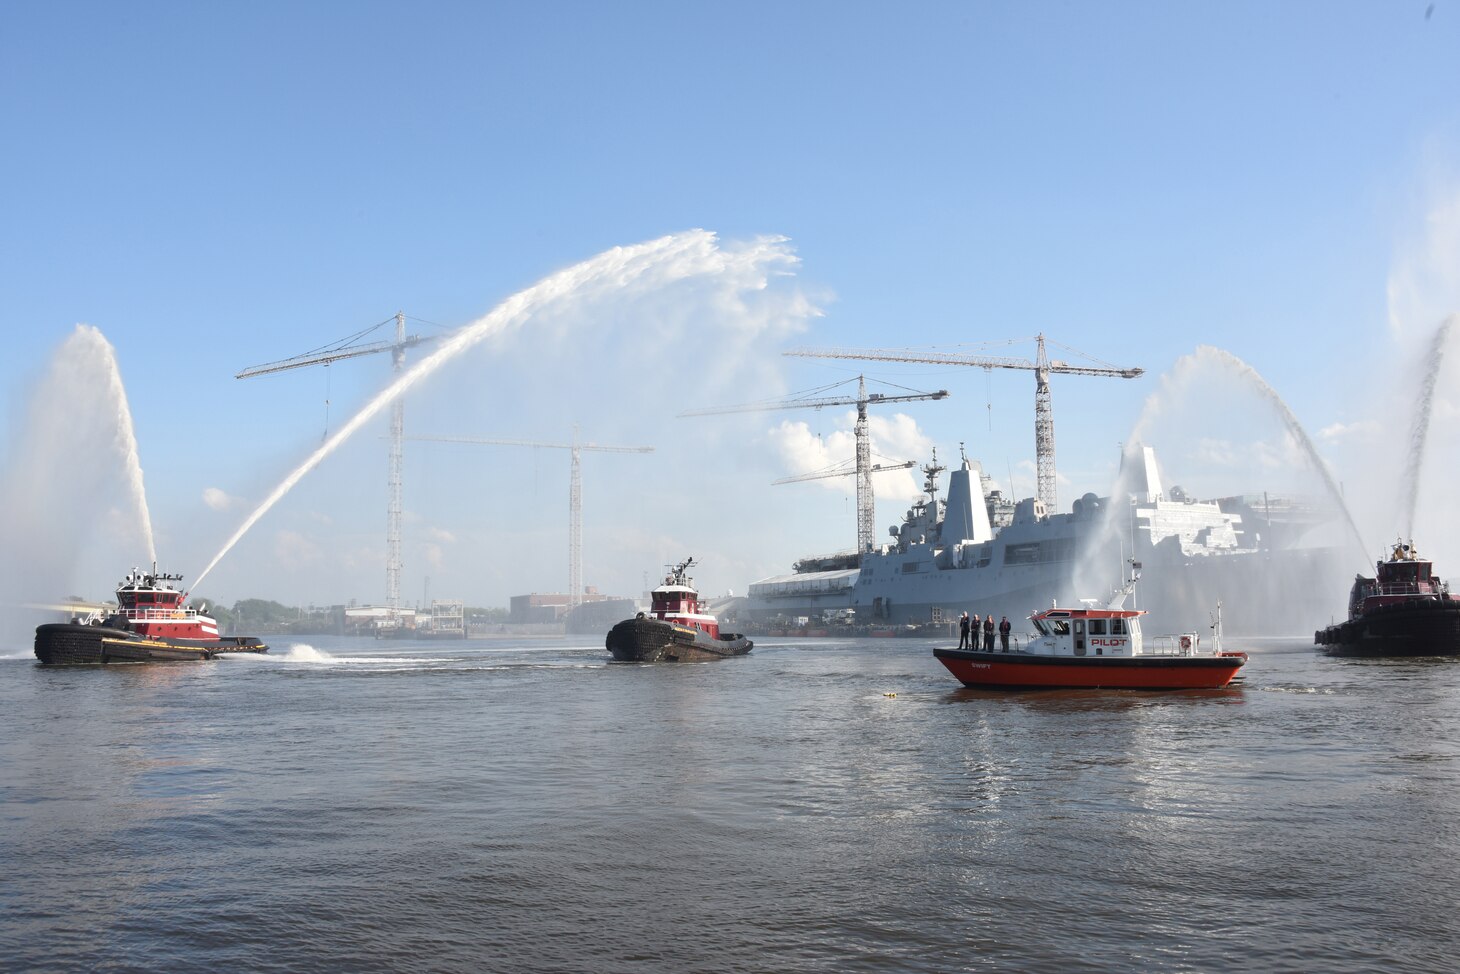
<box><xmin>280</xmin><ymin>644</ymin><xmax>337</xmax><ymax>663</ymax></box>
<box><xmin>221</xmin><ymin>643</ymin><xmax>600</xmax><ymax>671</ymax></box>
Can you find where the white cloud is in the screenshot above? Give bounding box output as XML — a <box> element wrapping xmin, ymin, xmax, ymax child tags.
<box><xmin>764</xmin><ymin>411</ymin><xmax>932</xmax><ymax>502</ymax></box>
<box><xmin>1318</xmin><ymin>420</ymin><xmax>1382</xmax><ymax>443</ymax></box>
<box><xmin>420</xmin><ymin>542</ymin><xmax>446</xmax><ymax>572</ymax></box>
<box><xmin>202</xmin><ymin>487</ymin><xmax>239</xmax><ymax>511</ymax></box>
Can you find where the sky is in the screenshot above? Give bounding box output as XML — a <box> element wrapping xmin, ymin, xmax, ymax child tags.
<box><xmin>5</xmin><ymin>1</ymin><xmax>1460</xmax><ymax>614</ymax></box>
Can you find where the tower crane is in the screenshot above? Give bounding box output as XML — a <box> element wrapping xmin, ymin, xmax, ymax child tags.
<box><xmin>409</xmin><ymin>432</ymin><xmax>653</xmax><ymax>610</ymax></box>
<box><xmin>237</xmin><ymin>312</ymin><xmax>430</xmax><ymax>619</ymax></box>
<box><xmin>772</xmin><ymin>459</ymin><xmax>916</xmax><ymax>485</ymax></box>
<box><xmin>681</xmin><ymin>376</ymin><xmax>948</xmax><ymax>553</ymax></box>
<box><xmin>784</xmin><ymin>335</ymin><xmax>1141</xmax><ymax>512</ymax></box>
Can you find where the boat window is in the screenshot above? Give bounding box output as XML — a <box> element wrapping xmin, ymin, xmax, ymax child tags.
<box><xmin>1088</xmin><ymin>619</ymin><xmax>1107</xmax><ymax>635</ymax></box>
<box><xmin>1111</xmin><ymin>619</ymin><xmax>1126</xmax><ymax>635</ymax></box>
<box><xmin>1050</xmin><ymin>620</ymin><xmax>1069</xmax><ymax>635</ymax></box>
<box><xmin>1032</xmin><ymin>618</ymin><xmax>1049</xmax><ymax>636</ymax></box>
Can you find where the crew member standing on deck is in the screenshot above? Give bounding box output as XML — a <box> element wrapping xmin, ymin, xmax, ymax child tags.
<box><xmin>999</xmin><ymin>615</ymin><xmax>1011</xmax><ymax>652</ymax></box>
<box><xmin>983</xmin><ymin>614</ymin><xmax>995</xmax><ymax>651</ymax></box>
<box><xmin>958</xmin><ymin>612</ymin><xmax>971</xmax><ymax>649</ymax></box>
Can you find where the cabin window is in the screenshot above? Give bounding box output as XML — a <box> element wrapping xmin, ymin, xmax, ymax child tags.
<box><xmin>1088</xmin><ymin>619</ymin><xmax>1107</xmax><ymax>635</ymax></box>
<box><xmin>1049</xmin><ymin>620</ymin><xmax>1069</xmax><ymax>636</ymax></box>
<box><xmin>1111</xmin><ymin>619</ymin><xmax>1126</xmax><ymax>635</ymax></box>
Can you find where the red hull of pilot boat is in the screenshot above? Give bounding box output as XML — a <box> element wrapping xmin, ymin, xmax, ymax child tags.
<box><xmin>934</xmin><ymin>648</ymin><xmax>1247</xmax><ymax>690</ymax></box>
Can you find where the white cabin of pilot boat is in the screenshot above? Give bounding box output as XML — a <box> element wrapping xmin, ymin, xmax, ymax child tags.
<box><xmin>1027</xmin><ymin>604</ymin><xmax>1205</xmax><ymax>658</ymax></box>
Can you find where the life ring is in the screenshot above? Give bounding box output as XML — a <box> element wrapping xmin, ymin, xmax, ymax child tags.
<box><xmin>1179</xmin><ymin>635</ymin><xmax>1192</xmax><ymax>651</ymax></box>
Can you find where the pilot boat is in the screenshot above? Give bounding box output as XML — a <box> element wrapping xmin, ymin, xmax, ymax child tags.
<box><xmin>934</xmin><ymin>563</ymin><xmax>1246</xmax><ymax>689</ymax></box>
<box><xmin>606</xmin><ymin>557</ymin><xmax>752</xmax><ymax>662</ymax></box>
<box><xmin>34</xmin><ymin>564</ymin><xmax>268</xmax><ymax>665</ymax></box>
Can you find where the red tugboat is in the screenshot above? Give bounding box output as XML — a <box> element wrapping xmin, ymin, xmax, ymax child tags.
<box><xmin>606</xmin><ymin>557</ymin><xmax>752</xmax><ymax>662</ymax></box>
<box><xmin>934</xmin><ymin>564</ymin><xmax>1246</xmax><ymax>690</ymax></box>
<box><xmin>1315</xmin><ymin>539</ymin><xmax>1460</xmax><ymax>657</ymax></box>
<box><xmin>34</xmin><ymin>565</ymin><xmax>268</xmax><ymax>665</ymax></box>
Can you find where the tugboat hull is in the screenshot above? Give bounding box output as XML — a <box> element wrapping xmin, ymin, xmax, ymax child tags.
<box><xmin>934</xmin><ymin>647</ymin><xmax>1247</xmax><ymax>690</ymax></box>
<box><xmin>34</xmin><ymin>623</ymin><xmax>269</xmax><ymax>665</ymax></box>
<box><xmin>606</xmin><ymin>616</ymin><xmax>752</xmax><ymax>663</ymax></box>
<box><xmin>1315</xmin><ymin>601</ymin><xmax>1460</xmax><ymax>657</ymax></box>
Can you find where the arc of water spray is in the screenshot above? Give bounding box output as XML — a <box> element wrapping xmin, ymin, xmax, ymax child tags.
<box><xmin>78</xmin><ymin>326</ymin><xmax>158</xmax><ymax>566</ymax></box>
<box><xmin>1400</xmin><ymin>315</ymin><xmax>1455</xmax><ymax>540</ymax></box>
<box><xmin>1133</xmin><ymin>345</ymin><xmax>1370</xmax><ymax>566</ymax></box>
<box><xmin>189</xmin><ymin>230</ymin><xmax>794</xmax><ymax>595</ymax></box>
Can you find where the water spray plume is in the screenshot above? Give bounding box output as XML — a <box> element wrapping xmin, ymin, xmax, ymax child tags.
<box><xmin>189</xmin><ymin>230</ymin><xmax>797</xmax><ymax>594</ymax></box>
<box><xmin>1400</xmin><ymin>315</ymin><xmax>1455</xmax><ymax>540</ymax></box>
<box><xmin>0</xmin><ymin>325</ymin><xmax>158</xmax><ymax>644</ymax></box>
<box><xmin>37</xmin><ymin>326</ymin><xmax>156</xmax><ymax>564</ymax></box>
<box><xmin>1133</xmin><ymin>345</ymin><xmax>1369</xmax><ymax>565</ymax></box>
<box><xmin>92</xmin><ymin>330</ymin><xmax>159</xmax><ymax>567</ymax></box>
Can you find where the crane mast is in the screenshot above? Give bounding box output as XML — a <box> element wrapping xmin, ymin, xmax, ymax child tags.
<box><xmin>855</xmin><ymin>377</ymin><xmax>874</xmax><ymax>554</ymax></box>
<box><xmin>409</xmin><ymin>432</ymin><xmax>652</xmax><ymax>609</ymax></box>
<box><xmin>387</xmin><ymin>314</ymin><xmax>405</xmax><ymax>616</ymax></box>
<box><xmin>237</xmin><ymin>312</ymin><xmax>428</xmax><ymax>621</ymax></box>
<box><xmin>785</xmin><ymin>335</ymin><xmax>1141</xmax><ymax>512</ymax></box>
<box><xmin>681</xmin><ymin>376</ymin><xmax>947</xmax><ymax>553</ymax></box>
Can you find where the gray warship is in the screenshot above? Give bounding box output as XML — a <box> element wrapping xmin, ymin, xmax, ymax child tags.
<box><xmin>745</xmin><ymin>445</ymin><xmax>1343</xmax><ymax>636</ymax></box>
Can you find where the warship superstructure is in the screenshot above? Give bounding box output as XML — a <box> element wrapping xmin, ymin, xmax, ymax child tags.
<box><xmin>745</xmin><ymin>445</ymin><xmax>1340</xmax><ymax>636</ymax></box>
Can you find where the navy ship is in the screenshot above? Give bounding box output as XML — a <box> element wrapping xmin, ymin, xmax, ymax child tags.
<box><xmin>745</xmin><ymin>445</ymin><xmax>1342</xmax><ymax>636</ymax></box>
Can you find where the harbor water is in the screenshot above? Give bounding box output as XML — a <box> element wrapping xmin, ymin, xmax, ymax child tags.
<box><xmin>3</xmin><ymin>635</ymin><xmax>1459</xmax><ymax>973</ymax></box>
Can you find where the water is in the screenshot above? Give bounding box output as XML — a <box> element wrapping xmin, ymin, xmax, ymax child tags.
<box><xmin>4</xmin><ymin>636</ymin><xmax>1459</xmax><ymax>973</ymax></box>
<box><xmin>1073</xmin><ymin>344</ymin><xmax>1371</xmax><ymax>603</ymax></box>
<box><xmin>0</xmin><ymin>327</ymin><xmax>160</xmax><ymax>646</ymax></box>
<box><xmin>1401</xmin><ymin>316</ymin><xmax>1455</xmax><ymax>541</ymax></box>
<box><xmin>188</xmin><ymin>231</ymin><xmax>801</xmax><ymax>593</ymax></box>
<box><xmin>1132</xmin><ymin>345</ymin><xmax>1368</xmax><ymax>562</ymax></box>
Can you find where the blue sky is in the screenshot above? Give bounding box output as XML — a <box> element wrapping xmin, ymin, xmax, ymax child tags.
<box><xmin>5</xmin><ymin>1</ymin><xmax>1460</xmax><ymax>610</ymax></box>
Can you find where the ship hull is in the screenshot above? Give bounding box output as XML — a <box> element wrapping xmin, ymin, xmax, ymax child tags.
<box><xmin>605</xmin><ymin>617</ymin><xmax>752</xmax><ymax>663</ymax></box>
<box><xmin>749</xmin><ymin>547</ymin><xmax>1342</xmax><ymax>638</ymax></box>
<box><xmin>933</xmin><ymin>647</ymin><xmax>1247</xmax><ymax>690</ymax></box>
<box><xmin>1315</xmin><ymin>601</ymin><xmax>1460</xmax><ymax>657</ymax></box>
<box><xmin>34</xmin><ymin>623</ymin><xmax>269</xmax><ymax>665</ymax></box>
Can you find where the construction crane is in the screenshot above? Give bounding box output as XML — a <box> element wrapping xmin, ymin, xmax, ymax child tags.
<box><xmin>772</xmin><ymin>459</ymin><xmax>915</xmax><ymax>486</ymax></box>
<box><xmin>784</xmin><ymin>335</ymin><xmax>1141</xmax><ymax>512</ymax></box>
<box><xmin>681</xmin><ymin>376</ymin><xmax>947</xmax><ymax>553</ymax></box>
<box><xmin>237</xmin><ymin>312</ymin><xmax>430</xmax><ymax>619</ymax></box>
<box><xmin>409</xmin><ymin>431</ymin><xmax>653</xmax><ymax>610</ymax></box>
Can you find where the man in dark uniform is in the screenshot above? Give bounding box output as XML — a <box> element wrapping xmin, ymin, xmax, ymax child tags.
<box><xmin>999</xmin><ymin>615</ymin><xmax>1012</xmax><ymax>651</ymax></box>
<box><xmin>958</xmin><ymin>611</ymin><xmax>970</xmax><ymax>649</ymax></box>
<box><xmin>983</xmin><ymin>614</ymin><xmax>995</xmax><ymax>651</ymax></box>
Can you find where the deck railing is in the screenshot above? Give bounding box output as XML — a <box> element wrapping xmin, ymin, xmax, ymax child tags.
<box><xmin>122</xmin><ymin>606</ymin><xmax>202</xmax><ymax>622</ymax></box>
<box><xmin>1144</xmin><ymin>634</ymin><xmax>1202</xmax><ymax>656</ymax></box>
